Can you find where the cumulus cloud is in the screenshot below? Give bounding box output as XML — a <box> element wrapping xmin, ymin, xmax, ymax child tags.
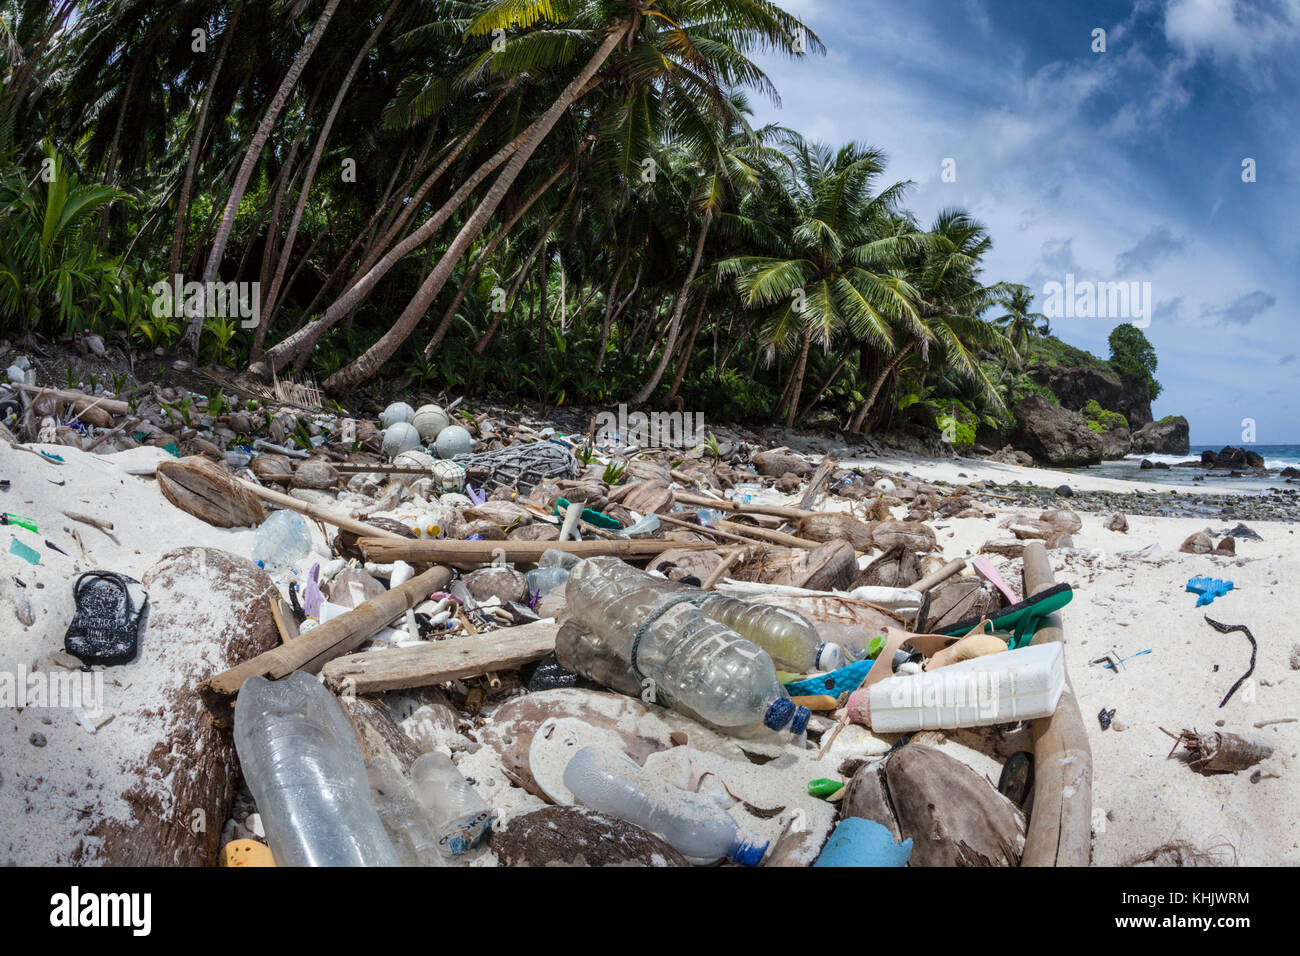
<box><xmin>1164</xmin><ymin>0</ymin><xmax>1300</xmax><ymax>70</ymax></box>
<box><xmin>1115</xmin><ymin>225</ymin><xmax>1187</xmax><ymax>274</ymax></box>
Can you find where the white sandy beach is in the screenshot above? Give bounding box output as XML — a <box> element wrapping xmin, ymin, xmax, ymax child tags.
<box><xmin>2</xmin><ymin>440</ymin><xmax>1295</xmax><ymax>866</ymax></box>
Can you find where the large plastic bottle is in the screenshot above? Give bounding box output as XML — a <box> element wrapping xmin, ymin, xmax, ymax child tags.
<box><xmin>233</xmin><ymin>672</ymin><xmax>401</xmax><ymax>866</ymax></box>
<box><xmin>698</xmin><ymin>593</ymin><xmax>840</xmax><ymax>672</ymax></box>
<box><xmin>250</xmin><ymin>510</ymin><xmax>313</xmax><ymax>572</ymax></box>
<box><xmin>409</xmin><ymin>751</ymin><xmax>494</xmax><ymax>858</ymax></box>
<box><xmin>366</xmin><ymin>761</ymin><xmax>446</xmax><ymax>867</ymax></box>
<box><xmin>561</xmin><ymin>557</ymin><xmax>810</xmax><ymax>734</ymax></box>
<box><xmin>563</xmin><ymin>745</ymin><xmax>767</xmax><ymax>865</ymax></box>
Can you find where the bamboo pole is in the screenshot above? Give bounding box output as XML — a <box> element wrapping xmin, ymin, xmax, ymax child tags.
<box><xmin>236</xmin><ymin>477</ymin><xmax>405</xmax><ymax>539</ymax></box>
<box><xmin>357</xmin><ymin>536</ymin><xmax>714</xmax><ymax>567</ymax></box>
<box><xmin>14</xmin><ymin>383</ymin><xmax>131</xmax><ymax>416</ymax></box>
<box><xmin>1020</xmin><ymin>541</ymin><xmax>1092</xmax><ymax>867</ymax></box>
<box><xmin>199</xmin><ymin>565</ymin><xmax>452</xmax><ymax>722</ymax></box>
<box><xmin>656</xmin><ymin>512</ymin><xmax>793</xmax><ymax>549</ymax></box>
<box><xmin>912</xmin><ymin>558</ymin><xmax>966</xmax><ymax>593</ymax></box>
<box><xmin>674</xmin><ymin>490</ymin><xmax>816</xmax><ymax>522</ymax></box>
<box><xmin>716</xmin><ymin>519</ymin><xmax>819</xmax><ymax>550</ymax></box>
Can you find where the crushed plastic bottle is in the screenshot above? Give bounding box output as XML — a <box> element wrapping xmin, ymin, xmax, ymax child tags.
<box><xmin>409</xmin><ymin>751</ymin><xmax>494</xmax><ymax>858</ymax></box>
<box><xmin>538</xmin><ymin>547</ymin><xmax>582</xmax><ymax>570</ymax></box>
<box><xmin>366</xmin><ymin>761</ymin><xmax>446</xmax><ymax>867</ymax></box>
<box><xmin>233</xmin><ymin>672</ymin><xmax>401</xmax><ymax>866</ymax></box>
<box><xmin>525</xmin><ymin>566</ymin><xmax>569</xmax><ymax>597</ymax></box>
<box><xmin>250</xmin><ymin>509</ymin><xmax>313</xmax><ymax>573</ymax></box>
<box><xmin>560</xmin><ymin>557</ymin><xmax>811</xmax><ymax>734</ymax></box>
<box><xmin>697</xmin><ymin>593</ymin><xmax>840</xmax><ymax>672</ymax></box>
<box><xmin>563</xmin><ymin>744</ymin><xmax>767</xmax><ymax>865</ymax></box>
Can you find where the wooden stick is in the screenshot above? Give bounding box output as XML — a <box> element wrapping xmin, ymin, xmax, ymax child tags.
<box><xmin>14</xmin><ymin>383</ymin><xmax>131</xmax><ymax>416</ymax></box>
<box><xmin>674</xmin><ymin>490</ymin><xmax>815</xmax><ymax>522</ymax></box>
<box><xmin>236</xmin><ymin>477</ymin><xmax>406</xmax><ymax>540</ymax></box>
<box><xmin>61</xmin><ymin>511</ymin><xmax>114</xmax><ymax>532</ymax></box>
<box><xmin>702</xmin><ymin>548</ymin><xmax>744</xmax><ymax>590</ymax></box>
<box><xmin>356</xmin><ymin>536</ymin><xmax>715</xmax><ymax>567</ymax></box>
<box><xmin>321</xmin><ymin>619</ymin><xmax>560</xmax><ymax>694</ymax></box>
<box><xmin>656</xmin><ymin>512</ymin><xmax>779</xmax><ymax>549</ymax></box>
<box><xmin>82</xmin><ymin>416</ymin><xmax>140</xmax><ymax>453</ymax></box>
<box><xmin>796</xmin><ymin>456</ymin><xmax>837</xmax><ymax>511</ymax></box>
<box><xmin>716</xmin><ymin>518</ymin><xmax>819</xmax><ymax>550</ymax></box>
<box><xmin>199</xmin><ymin>565</ymin><xmax>452</xmax><ymax>721</ymax></box>
<box><xmin>1020</xmin><ymin>541</ymin><xmax>1092</xmax><ymax>867</ymax></box>
<box><xmin>912</xmin><ymin>558</ymin><xmax>966</xmax><ymax>594</ymax></box>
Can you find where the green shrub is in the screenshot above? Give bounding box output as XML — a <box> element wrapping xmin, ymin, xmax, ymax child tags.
<box><xmin>1083</xmin><ymin>399</ymin><xmax>1128</xmax><ymax>433</ymax></box>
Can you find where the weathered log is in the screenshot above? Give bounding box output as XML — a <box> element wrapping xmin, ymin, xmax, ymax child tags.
<box><xmin>237</xmin><ymin>477</ymin><xmax>407</xmax><ymax>540</ymax></box>
<box><xmin>1021</xmin><ymin>540</ymin><xmax>1092</xmax><ymax>867</ymax></box>
<box><xmin>199</xmin><ymin>565</ymin><xmax>452</xmax><ymax>722</ymax></box>
<box><xmin>322</xmin><ymin>619</ymin><xmax>560</xmax><ymax>695</ymax></box>
<box><xmin>357</xmin><ymin>536</ymin><xmax>714</xmax><ymax>567</ymax></box>
<box><xmin>157</xmin><ymin>456</ymin><xmax>267</xmax><ymax>528</ymax></box>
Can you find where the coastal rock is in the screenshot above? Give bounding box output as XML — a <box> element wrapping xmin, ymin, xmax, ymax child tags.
<box><xmin>1215</xmin><ymin>536</ymin><xmax>1236</xmax><ymax>555</ymax></box>
<box><xmin>1179</xmin><ymin>531</ymin><xmax>1214</xmax><ymax>554</ymax></box>
<box><xmin>1098</xmin><ymin>426</ymin><xmax>1131</xmax><ymax>461</ymax></box>
<box><xmin>1201</xmin><ymin>446</ymin><xmax>1265</xmax><ymax>470</ymax></box>
<box><xmin>1104</xmin><ymin>512</ymin><xmax>1129</xmax><ymax>533</ymax></box>
<box><xmin>1029</xmin><ymin>362</ymin><xmax>1153</xmax><ymax>430</ymax></box>
<box><xmin>1011</xmin><ymin>395</ymin><xmax>1104</xmax><ymax>466</ymax></box>
<box><xmin>1131</xmin><ymin>416</ymin><xmax>1190</xmax><ymax>456</ymax></box>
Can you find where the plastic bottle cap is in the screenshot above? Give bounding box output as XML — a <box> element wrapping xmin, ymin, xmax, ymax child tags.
<box><xmin>730</xmin><ymin>839</ymin><xmax>770</xmax><ymax>866</ymax></box>
<box><xmin>816</xmin><ymin>642</ymin><xmax>843</xmax><ymax>672</ymax></box>
<box><xmin>790</xmin><ymin>705</ymin><xmax>812</xmax><ymax>735</ymax></box>
<box><xmin>763</xmin><ymin>698</ymin><xmax>796</xmax><ymax>731</ymax></box>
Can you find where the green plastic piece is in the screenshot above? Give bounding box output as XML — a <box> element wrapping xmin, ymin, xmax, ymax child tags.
<box><xmin>808</xmin><ymin>778</ymin><xmax>844</xmax><ymax>799</ymax></box>
<box><xmin>554</xmin><ymin>497</ymin><xmax>621</xmax><ymax>530</ymax></box>
<box><xmin>3</xmin><ymin>513</ymin><xmax>37</xmax><ymax>533</ymax></box>
<box><xmin>9</xmin><ymin>536</ymin><xmax>40</xmax><ymax>565</ymax></box>
<box><xmin>867</xmin><ymin>635</ymin><xmax>885</xmax><ymax>659</ymax></box>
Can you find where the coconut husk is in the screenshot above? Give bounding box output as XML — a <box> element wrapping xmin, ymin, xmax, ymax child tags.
<box><xmin>334</xmin><ymin>517</ymin><xmax>415</xmax><ymax>562</ymax></box>
<box><xmin>853</xmin><ymin>544</ymin><xmax>921</xmax><ymax>589</ymax></box>
<box><xmin>916</xmin><ymin>577</ymin><xmax>995</xmax><ymax>632</ymax></box>
<box><xmin>508</xmin><ymin>522</ymin><xmax>560</xmax><ymax>542</ymax></box>
<box><xmin>734</xmin><ymin>540</ymin><xmax>856</xmax><ymax>591</ymax></box>
<box><xmin>157</xmin><ymin>456</ymin><xmax>267</xmax><ymax>528</ymax></box>
<box><xmin>619</xmin><ymin>479</ymin><xmax>674</xmax><ymax>515</ymax></box>
<box><xmin>871</xmin><ymin>520</ymin><xmax>938</xmax><ymax>552</ymax></box>
<box><xmin>795</xmin><ymin>513</ymin><xmax>874</xmax><ymax>551</ymax></box>
<box><xmin>250</xmin><ymin>454</ymin><xmax>293</xmax><ymax>480</ymax></box>
<box><xmin>842</xmin><ymin>743</ymin><xmax>1025</xmax><ymax>867</ymax></box>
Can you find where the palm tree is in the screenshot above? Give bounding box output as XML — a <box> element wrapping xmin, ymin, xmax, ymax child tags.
<box><xmin>994</xmin><ymin>283</ymin><xmax>1049</xmax><ymax>359</ymax></box>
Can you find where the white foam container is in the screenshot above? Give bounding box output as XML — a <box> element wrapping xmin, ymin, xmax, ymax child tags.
<box><xmin>867</xmin><ymin>642</ymin><xmax>1065</xmax><ymax>733</ymax></box>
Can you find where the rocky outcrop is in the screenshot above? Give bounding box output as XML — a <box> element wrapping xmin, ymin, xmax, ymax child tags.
<box><xmin>1131</xmin><ymin>416</ymin><xmax>1190</xmax><ymax>455</ymax></box>
<box><xmin>1030</xmin><ymin>363</ymin><xmax>1152</xmax><ymax>430</ymax></box>
<box><xmin>1201</xmin><ymin>446</ymin><xmax>1264</xmax><ymax>470</ymax></box>
<box><xmin>1011</xmin><ymin>395</ymin><xmax>1104</xmax><ymax>466</ymax></box>
<box><xmin>1097</xmin><ymin>426</ymin><xmax>1131</xmax><ymax>461</ymax></box>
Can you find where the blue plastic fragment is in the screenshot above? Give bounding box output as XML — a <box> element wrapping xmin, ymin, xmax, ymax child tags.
<box><xmin>1186</xmin><ymin>577</ymin><xmax>1234</xmax><ymax>607</ymax></box>
<box><xmin>814</xmin><ymin>818</ymin><xmax>912</xmax><ymax>867</ymax></box>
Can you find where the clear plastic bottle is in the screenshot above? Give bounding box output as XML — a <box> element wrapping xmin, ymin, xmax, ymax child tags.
<box><xmin>698</xmin><ymin>593</ymin><xmax>840</xmax><ymax>672</ymax></box>
<box><xmin>366</xmin><ymin>761</ymin><xmax>446</xmax><ymax>867</ymax></box>
<box><xmin>561</xmin><ymin>557</ymin><xmax>810</xmax><ymax>734</ymax></box>
<box><xmin>233</xmin><ymin>672</ymin><xmax>401</xmax><ymax>866</ymax></box>
<box><xmin>562</xmin><ymin>745</ymin><xmax>767</xmax><ymax>865</ymax></box>
<box><xmin>525</xmin><ymin>566</ymin><xmax>569</xmax><ymax>597</ymax></box>
<box><xmin>250</xmin><ymin>509</ymin><xmax>313</xmax><ymax>572</ymax></box>
<box><xmin>409</xmin><ymin>751</ymin><xmax>494</xmax><ymax>859</ymax></box>
<box><xmin>538</xmin><ymin>547</ymin><xmax>581</xmax><ymax>570</ymax></box>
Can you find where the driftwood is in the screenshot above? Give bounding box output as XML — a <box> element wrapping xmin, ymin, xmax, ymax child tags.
<box><xmin>157</xmin><ymin>456</ymin><xmax>268</xmax><ymax>527</ymax></box>
<box><xmin>1021</xmin><ymin>540</ymin><xmax>1092</xmax><ymax>867</ymax></box>
<box><xmin>357</xmin><ymin>536</ymin><xmax>715</xmax><ymax>567</ymax></box>
<box><xmin>199</xmin><ymin>566</ymin><xmax>452</xmax><ymax>723</ymax></box>
<box><xmin>673</xmin><ymin>491</ymin><xmax>815</xmax><ymax>522</ymax></box>
<box><xmin>238</xmin><ymin>478</ymin><xmax>407</xmax><ymax>540</ymax></box>
<box><xmin>14</xmin><ymin>383</ymin><xmax>131</xmax><ymax>416</ymax></box>
<box><xmin>795</xmin><ymin>456</ymin><xmax>836</xmax><ymax>510</ymax></box>
<box><xmin>322</xmin><ymin>619</ymin><xmax>560</xmax><ymax>695</ymax></box>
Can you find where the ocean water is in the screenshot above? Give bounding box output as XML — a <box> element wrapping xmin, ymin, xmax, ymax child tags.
<box><xmin>1070</xmin><ymin>444</ymin><xmax>1300</xmax><ymax>489</ymax></box>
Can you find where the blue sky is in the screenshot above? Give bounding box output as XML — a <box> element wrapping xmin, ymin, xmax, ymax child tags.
<box><xmin>750</xmin><ymin>0</ymin><xmax>1300</xmax><ymax>444</ymax></box>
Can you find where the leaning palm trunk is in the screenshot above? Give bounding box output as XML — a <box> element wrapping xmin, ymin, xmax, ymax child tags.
<box><xmin>324</xmin><ymin>20</ymin><xmax>634</xmax><ymax>392</ymax></box>
<box><xmin>421</xmin><ymin>161</ymin><xmax>571</xmax><ymax>359</ymax></box>
<box><xmin>666</xmin><ymin>294</ymin><xmax>708</xmax><ymax>401</ymax></box>
<box><xmin>185</xmin><ymin>0</ymin><xmax>341</xmax><ymax>352</ymax></box>
<box><xmin>257</xmin><ymin>0</ymin><xmax>401</xmax><ymax>350</ymax></box>
<box><xmin>783</xmin><ymin>330</ymin><xmax>813</xmax><ymax>427</ymax></box>
<box><xmin>796</xmin><ymin>353</ymin><xmax>850</xmax><ymax>424</ymax></box>
<box><xmin>631</xmin><ymin>208</ymin><xmax>712</xmax><ymax>404</ymax></box>
<box><xmin>849</xmin><ymin>339</ymin><xmax>914</xmax><ymax>433</ymax></box>
<box><xmin>170</xmin><ymin>1</ymin><xmax>243</xmax><ymax>278</ymax></box>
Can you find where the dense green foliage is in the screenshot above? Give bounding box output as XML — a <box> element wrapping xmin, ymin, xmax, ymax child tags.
<box><xmin>1</xmin><ymin>0</ymin><xmax>1083</xmax><ymax>431</ymax></box>
<box><xmin>1108</xmin><ymin>324</ymin><xmax>1162</xmax><ymax>401</ymax></box>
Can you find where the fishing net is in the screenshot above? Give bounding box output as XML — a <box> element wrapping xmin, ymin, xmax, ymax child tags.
<box><xmin>453</xmin><ymin>441</ymin><xmax>578</xmax><ymax>492</ymax></box>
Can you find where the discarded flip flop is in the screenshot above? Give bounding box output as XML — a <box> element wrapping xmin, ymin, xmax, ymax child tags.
<box><xmin>937</xmin><ymin>582</ymin><xmax>1073</xmax><ymax>649</ymax></box>
<box><xmin>64</xmin><ymin>570</ymin><xmax>149</xmax><ymax>666</ymax></box>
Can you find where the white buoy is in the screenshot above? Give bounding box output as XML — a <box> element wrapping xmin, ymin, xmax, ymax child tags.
<box><xmin>382</xmin><ymin>421</ymin><xmax>421</xmax><ymax>457</ymax></box>
<box><xmin>433</xmin><ymin>424</ymin><xmax>473</xmax><ymax>459</ymax></box>
<box><xmin>379</xmin><ymin>402</ymin><xmax>415</xmax><ymax>429</ymax></box>
<box><xmin>412</xmin><ymin>404</ymin><xmax>450</xmax><ymax>442</ymax></box>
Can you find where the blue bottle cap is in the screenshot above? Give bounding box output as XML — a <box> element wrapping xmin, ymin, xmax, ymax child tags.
<box><xmin>729</xmin><ymin>839</ymin><xmax>770</xmax><ymax>866</ymax></box>
<box><xmin>763</xmin><ymin>698</ymin><xmax>795</xmax><ymax>731</ymax></box>
<box><xmin>790</xmin><ymin>705</ymin><xmax>812</xmax><ymax>735</ymax></box>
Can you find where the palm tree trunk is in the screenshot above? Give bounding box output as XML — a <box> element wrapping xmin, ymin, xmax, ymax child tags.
<box><xmin>796</xmin><ymin>353</ymin><xmax>850</xmax><ymax>424</ymax></box>
<box><xmin>849</xmin><ymin>340</ymin><xmax>914</xmax><ymax>433</ymax></box>
<box><xmin>666</xmin><ymin>294</ymin><xmax>708</xmax><ymax>401</ymax></box>
<box><xmin>324</xmin><ymin>19</ymin><xmax>634</xmax><ymax>392</ymax></box>
<box><xmin>420</xmin><ymin>161</ymin><xmax>570</xmax><ymax>359</ymax></box>
<box><xmin>783</xmin><ymin>330</ymin><xmax>813</xmax><ymax>427</ymax></box>
<box><xmin>631</xmin><ymin>208</ymin><xmax>712</xmax><ymax>404</ymax></box>
<box><xmin>185</xmin><ymin>0</ymin><xmax>342</xmax><ymax>353</ymax></box>
<box><xmin>258</xmin><ymin>0</ymin><xmax>400</xmax><ymax>345</ymax></box>
<box><xmin>170</xmin><ymin>1</ymin><xmax>243</xmax><ymax>279</ymax></box>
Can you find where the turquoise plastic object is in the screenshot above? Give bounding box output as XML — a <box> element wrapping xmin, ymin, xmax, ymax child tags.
<box><xmin>784</xmin><ymin>656</ymin><xmax>877</xmax><ymax>697</ymax></box>
<box><xmin>1186</xmin><ymin>577</ymin><xmax>1234</xmax><ymax>607</ymax></box>
<box><xmin>554</xmin><ymin>497</ymin><xmax>621</xmax><ymax>530</ymax></box>
<box><xmin>9</xmin><ymin>535</ymin><xmax>40</xmax><ymax>565</ymax></box>
<box><xmin>814</xmin><ymin>818</ymin><xmax>912</xmax><ymax>867</ymax></box>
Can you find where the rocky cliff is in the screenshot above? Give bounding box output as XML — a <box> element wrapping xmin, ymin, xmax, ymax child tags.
<box><xmin>1029</xmin><ymin>362</ymin><xmax>1152</xmax><ymax>430</ymax></box>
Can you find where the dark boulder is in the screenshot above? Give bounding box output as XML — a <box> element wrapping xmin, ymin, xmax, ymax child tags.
<box><xmin>1011</xmin><ymin>395</ymin><xmax>1104</xmax><ymax>467</ymax></box>
<box><xmin>1131</xmin><ymin>416</ymin><xmax>1190</xmax><ymax>455</ymax></box>
<box><xmin>1030</xmin><ymin>362</ymin><xmax>1153</xmax><ymax>429</ymax></box>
